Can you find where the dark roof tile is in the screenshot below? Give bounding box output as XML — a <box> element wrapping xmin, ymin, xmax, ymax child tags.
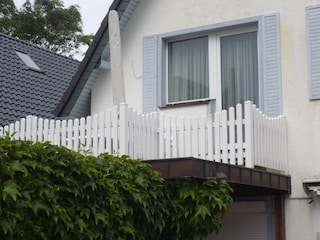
<box><xmin>0</xmin><ymin>33</ymin><xmax>80</xmax><ymax>126</ymax></box>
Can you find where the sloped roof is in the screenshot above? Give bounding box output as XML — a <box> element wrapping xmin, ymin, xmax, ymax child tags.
<box><xmin>0</xmin><ymin>33</ymin><xmax>79</xmax><ymax>126</ymax></box>
<box><xmin>53</xmin><ymin>0</ymin><xmax>140</xmax><ymax>118</ymax></box>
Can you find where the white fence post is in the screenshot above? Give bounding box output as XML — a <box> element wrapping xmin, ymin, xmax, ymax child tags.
<box><xmin>92</xmin><ymin>114</ymin><xmax>98</xmax><ymax>156</ymax></box>
<box><xmin>150</xmin><ymin>112</ymin><xmax>159</xmax><ymax>159</ymax></box>
<box><xmin>221</xmin><ymin>110</ymin><xmax>228</xmax><ymax>164</ymax></box>
<box><xmin>111</xmin><ymin>106</ymin><xmax>118</xmax><ymax>154</ymax></box>
<box><xmin>282</xmin><ymin>118</ymin><xmax>288</xmax><ymax>173</ymax></box>
<box><xmin>158</xmin><ymin>113</ymin><xmax>165</xmax><ymax>159</ymax></box>
<box><xmin>49</xmin><ymin>119</ymin><xmax>55</xmax><ymax>144</ymax></box>
<box><xmin>73</xmin><ymin>119</ymin><xmax>79</xmax><ymax>152</ymax></box>
<box><xmin>206</xmin><ymin>115</ymin><xmax>213</xmax><ymax>160</ymax></box>
<box><xmin>119</xmin><ymin>103</ymin><xmax>129</xmax><ymax>156</ymax></box>
<box><xmin>25</xmin><ymin>116</ymin><xmax>32</xmax><ymax>140</ymax></box>
<box><xmin>229</xmin><ymin>107</ymin><xmax>236</xmax><ymax>165</ymax></box>
<box><xmin>31</xmin><ymin>116</ymin><xmax>38</xmax><ymax>142</ymax></box>
<box><xmin>244</xmin><ymin>101</ymin><xmax>254</xmax><ymax>168</ymax></box>
<box><xmin>214</xmin><ymin>112</ymin><xmax>221</xmax><ymax>162</ymax></box>
<box><xmin>198</xmin><ymin>116</ymin><xmax>206</xmax><ymax>159</ymax></box>
<box><xmin>98</xmin><ymin>112</ymin><xmax>106</xmax><ymax>156</ymax></box>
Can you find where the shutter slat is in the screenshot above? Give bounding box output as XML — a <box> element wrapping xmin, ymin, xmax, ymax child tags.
<box><xmin>307</xmin><ymin>6</ymin><xmax>320</xmax><ymax>100</ymax></box>
<box><xmin>142</xmin><ymin>35</ymin><xmax>158</xmax><ymax>113</ymax></box>
<box><xmin>261</xmin><ymin>13</ymin><xmax>282</xmax><ymax>117</ymax></box>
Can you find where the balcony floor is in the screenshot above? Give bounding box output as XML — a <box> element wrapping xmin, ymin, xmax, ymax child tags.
<box><xmin>144</xmin><ymin>157</ymin><xmax>291</xmax><ymax>197</ymax></box>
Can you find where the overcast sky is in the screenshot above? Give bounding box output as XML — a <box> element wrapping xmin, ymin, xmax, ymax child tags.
<box><xmin>13</xmin><ymin>0</ymin><xmax>113</xmax><ymax>35</ymax></box>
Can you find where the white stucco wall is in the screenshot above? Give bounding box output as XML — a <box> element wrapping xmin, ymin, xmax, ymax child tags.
<box><xmin>91</xmin><ymin>0</ymin><xmax>320</xmax><ymax>238</ymax></box>
<box><xmin>91</xmin><ymin>69</ymin><xmax>113</xmax><ymax>114</ymax></box>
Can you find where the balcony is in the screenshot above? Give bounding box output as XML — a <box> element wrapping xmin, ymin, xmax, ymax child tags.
<box><xmin>1</xmin><ymin>101</ymin><xmax>290</xmax><ymax>196</ymax></box>
<box><xmin>0</xmin><ymin>101</ymin><xmax>288</xmax><ymax>172</ymax></box>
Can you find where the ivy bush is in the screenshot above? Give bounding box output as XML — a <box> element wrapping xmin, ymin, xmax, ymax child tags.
<box><xmin>0</xmin><ymin>137</ymin><xmax>232</xmax><ymax>239</ymax></box>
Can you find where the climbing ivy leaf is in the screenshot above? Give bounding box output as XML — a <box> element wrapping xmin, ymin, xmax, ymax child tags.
<box><xmin>2</xmin><ymin>180</ymin><xmax>20</xmax><ymax>201</ymax></box>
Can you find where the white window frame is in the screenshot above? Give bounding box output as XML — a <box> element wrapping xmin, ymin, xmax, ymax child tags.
<box><xmin>164</xmin><ymin>24</ymin><xmax>258</xmax><ymax>111</ymax></box>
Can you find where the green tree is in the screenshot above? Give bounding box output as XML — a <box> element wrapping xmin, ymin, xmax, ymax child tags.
<box><xmin>0</xmin><ymin>0</ymin><xmax>16</xmax><ymax>33</ymax></box>
<box><xmin>0</xmin><ymin>0</ymin><xmax>92</xmax><ymax>56</ymax></box>
<box><xmin>0</xmin><ymin>136</ymin><xmax>232</xmax><ymax>239</ymax></box>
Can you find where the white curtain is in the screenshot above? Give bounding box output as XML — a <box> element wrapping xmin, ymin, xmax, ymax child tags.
<box><xmin>221</xmin><ymin>32</ymin><xmax>258</xmax><ymax>110</ymax></box>
<box><xmin>168</xmin><ymin>37</ymin><xmax>209</xmax><ymax>103</ymax></box>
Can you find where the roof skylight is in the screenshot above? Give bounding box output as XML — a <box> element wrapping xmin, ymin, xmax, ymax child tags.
<box><xmin>15</xmin><ymin>50</ymin><xmax>42</xmax><ymax>71</ymax></box>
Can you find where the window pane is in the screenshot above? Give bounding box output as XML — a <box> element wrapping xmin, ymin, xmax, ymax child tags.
<box><xmin>221</xmin><ymin>32</ymin><xmax>258</xmax><ymax>110</ymax></box>
<box><xmin>168</xmin><ymin>37</ymin><xmax>209</xmax><ymax>103</ymax></box>
<box><xmin>15</xmin><ymin>51</ymin><xmax>42</xmax><ymax>71</ymax></box>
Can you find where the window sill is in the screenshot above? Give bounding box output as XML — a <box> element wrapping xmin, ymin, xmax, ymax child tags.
<box><xmin>159</xmin><ymin>99</ymin><xmax>212</xmax><ymax>109</ymax></box>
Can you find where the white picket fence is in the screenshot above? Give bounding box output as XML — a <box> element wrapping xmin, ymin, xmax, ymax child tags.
<box><xmin>0</xmin><ymin>101</ymin><xmax>288</xmax><ymax>173</ymax></box>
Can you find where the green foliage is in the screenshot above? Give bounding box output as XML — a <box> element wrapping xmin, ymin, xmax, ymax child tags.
<box><xmin>0</xmin><ymin>0</ymin><xmax>92</xmax><ymax>56</ymax></box>
<box><xmin>0</xmin><ymin>0</ymin><xmax>16</xmax><ymax>33</ymax></box>
<box><xmin>0</xmin><ymin>137</ymin><xmax>232</xmax><ymax>239</ymax></box>
<box><xmin>161</xmin><ymin>176</ymin><xmax>233</xmax><ymax>240</ymax></box>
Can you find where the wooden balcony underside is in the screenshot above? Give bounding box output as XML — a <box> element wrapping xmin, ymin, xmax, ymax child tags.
<box><xmin>144</xmin><ymin>157</ymin><xmax>291</xmax><ymax>197</ymax></box>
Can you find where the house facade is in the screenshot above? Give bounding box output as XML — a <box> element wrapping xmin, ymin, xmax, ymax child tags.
<box><xmin>45</xmin><ymin>0</ymin><xmax>320</xmax><ymax>239</ymax></box>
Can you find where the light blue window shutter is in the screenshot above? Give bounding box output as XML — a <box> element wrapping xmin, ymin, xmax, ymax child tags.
<box><xmin>260</xmin><ymin>13</ymin><xmax>283</xmax><ymax>117</ymax></box>
<box><xmin>307</xmin><ymin>6</ymin><xmax>320</xmax><ymax>100</ymax></box>
<box><xmin>142</xmin><ymin>35</ymin><xmax>158</xmax><ymax>113</ymax></box>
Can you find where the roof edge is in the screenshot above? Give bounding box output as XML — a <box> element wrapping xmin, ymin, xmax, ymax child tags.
<box><xmin>52</xmin><ymin>0</ymin><xmax>124</xmax><ymax>116</ymax></box>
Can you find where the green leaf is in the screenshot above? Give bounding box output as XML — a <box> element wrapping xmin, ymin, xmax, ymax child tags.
<box><xmin>76</xmin><ymin>218</ymin><xmax>87</xmax><ymax>232</ymax></box>
<box><xmin>2</xmin><ymin>180</ymin><xmax>21</xmax><ymax>201</ymax></box>
<box><xmin>94</xmin><ymin>213</ymin><xmax>107</xmax><ymax>225</ymax></box>
<box><xmin>135</xmin><ymin>175</ymin><xmax>146</xmax><ymax>187</ymax></box>
<box><xmin>80</xmin><ymin>208</ymin><xmax>90</xmax><ymax>219</ymax></box>
<box><xmin>11</xmin><ymin>160</ymin><xmax>25</xmax><ymax>173</ymax></box>
<box><xmin>195</xmin><ymin>205</ymin><xmax>211</xmax><ymax>220</ymax></box>
<box><xmin>21</xmin><ymin>189</ymin><xmax>32</xmax><ymax>200</ymax></box>
<box><xmin>179</xmin><ymin>187</ymin><xmax>196</xmax><ymax>200</ymax></box>
<box><xmin>0</xmin><ymin>219</ymin><xmax>12</xmax><ymax>234</ymax></box>
<box><xmin>32</xmin><ymin>200</ymin><xmax>50</xmax><ymax>215</ymax></box>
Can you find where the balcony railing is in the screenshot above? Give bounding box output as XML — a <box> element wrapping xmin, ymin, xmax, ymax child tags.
<box><xmin>0</xmin><ymin>101</ymin><xmax>288</xmax><ymax>173</ymax></box>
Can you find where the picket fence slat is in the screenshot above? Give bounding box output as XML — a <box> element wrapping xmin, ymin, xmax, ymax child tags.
<box><xmin>9</xmin><ymin>123</ymin><xmax>15</xmax><ymax>139</ymax></box>
<box><xmin>129</xmin><ymin>109</ymin><xmax>136</xmax><ymax>158</ymax></box>
<box><xmin>229</xmin><ymin>107</ymin><xmax>236</xmax><ymax>165</ymax></box>
<box><xmin>206</xmin><ymin>115</ymin><xmax>213</xmax><ymax>160</ymax></box>
<box><xmin>185</xmin><ymin>118</ymin><xmax>192</xmax><ymax>157</ymax></box>
<box><xmin>177</xmin><ymin>117</ymin><xmax>184</xmax><ymax>158</ymax></box>
<box><xmin>14</xmin><ymin>121</ymin><xmax>20</xmax><ymax>140</ymax></box>
<box><xmin>198</xmin><ymin>117</ymin><xmax>206</xmax><ymax>159</ymax></box>
<box><xmin>214</xmin><ymin>112</ymin><xmax>221</xmax><ymax>163</ymax></box>
<box><xmin>150</xmin><ymin>113</ymin><xmax>158</xmax><ymax>159</ymax></box>
<box><xmin>221</xmin><ymin>111</ymin><xmax>228</xmax><ymax>164</ymax></box>
<box><xmin>164</xmin><ymin>115</ymin><xmax>171</xmax><ymax>159</ymax></box>
<box><xmin>79</xmin><ymin>117</ymin><xmax>85</xmax><ymax>152</ymax></box>
<box><xmin>171</xmin><ymin>116</ymin><xmax>177</xmax><ymax>158</ymax></box>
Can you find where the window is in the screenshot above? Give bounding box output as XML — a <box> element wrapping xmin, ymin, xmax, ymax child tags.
<box><xmin>143</xmin><ymin>14</ymin><xmax>282</xmax><ymax>117</ymax></box>
<box><xmin>166</xmin><ymin>26</ymin><xmax>258</xmax><ymax>110</ymax></box>
<box><xmin>15</xmin><ymin>50</ymin><xmax>42</xmax><ymax>71</ymax></box>
<box><xmin>220</xmin><ymin>32</ymin><xmax>259</xmax><ymax>110</ymax></box>
<box><xmin>168</xmin><ymin>37</ymin><xmax>209</xmax><ymax>103</ymax></box>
